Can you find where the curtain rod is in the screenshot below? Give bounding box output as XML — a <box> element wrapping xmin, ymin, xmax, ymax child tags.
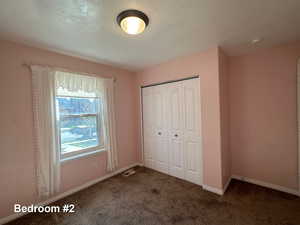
<box><xmin>22</xmin><ymin>63</ymin><xmax>117</xmax><ymax>82</ymax></box>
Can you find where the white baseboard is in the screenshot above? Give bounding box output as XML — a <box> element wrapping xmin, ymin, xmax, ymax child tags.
<box><xmin>232</xmin><ymin>175</ymin><xmax>300</xmax><ymax>197</ymax></box>
<box><xmin>136</xmin><ymin>162</ymin><xmax>144</xmax><ymax>167</ymax></box>
<box><xmin>202</xmin><ymin>174</ymin><xmax>300</xmax><ymax>197</ymax></box>
<box><xmin>202</xmin><ymin>177</ymin><xmax>232</xmax><ymax>196</ymax></box>
<box><xmin>223</xmin><ymin>177</ymin><xmax>232</xmax><ymax>194</ymax></box>
<box><xmin>202</xmin><ymin>184</ymin><xmax>224</xmax><ymax>195</ymax></box>
<box><xmin>0</xmin><ymin>163</ymin><xmax>140</xmax><ymax>225</ymax></box>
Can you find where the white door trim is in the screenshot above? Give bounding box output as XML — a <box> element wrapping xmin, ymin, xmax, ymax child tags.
<box><xmin>139</xmin><ymin>87</ymin><xmax>145</xmax><ymax>166</ymax></box>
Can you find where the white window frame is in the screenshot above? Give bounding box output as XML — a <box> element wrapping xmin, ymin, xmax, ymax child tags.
<box><xmin>56</xmin><ymin>95</ymin><xmax>105</xmax><ymax>161</ymax></box>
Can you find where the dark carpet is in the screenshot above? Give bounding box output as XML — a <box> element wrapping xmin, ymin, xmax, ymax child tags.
<box><xmin>6</xmin><ymin>167</ymin><xmax>300</xmax><ymax>225</ymax></box>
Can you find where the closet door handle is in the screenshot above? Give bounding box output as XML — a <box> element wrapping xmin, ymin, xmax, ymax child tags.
<box><xmin>158</xmin><ymin>132</ymin><xmax>162</xmax><ymax>135</ymax></box>
<box><xmin>174</xmin><ymin>134</ymin><xmax>178</xmax><ymax>137</ymax></box>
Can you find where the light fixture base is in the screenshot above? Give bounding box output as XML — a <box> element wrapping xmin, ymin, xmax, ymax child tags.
<box><xmin>117</xmin><ymin>9</ymin><xmax>149</xmax><ymax>35</ymax></box>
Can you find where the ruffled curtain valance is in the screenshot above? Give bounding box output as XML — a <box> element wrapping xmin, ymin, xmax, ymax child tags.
<box><xmin>55</xmin><ymin>71</ymin><xmax>105</xmax><ymax>96</ymax></box>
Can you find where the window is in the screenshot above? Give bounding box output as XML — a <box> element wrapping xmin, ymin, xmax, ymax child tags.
<box><xmin>31</xmin><ymin>67</ymin><xmax>117</xmax><ymax>195</ymax></box>
<box><xmin>56</xmin><ymin>95</ymin><xmax>104</xmax><ymax>160</ymax></box>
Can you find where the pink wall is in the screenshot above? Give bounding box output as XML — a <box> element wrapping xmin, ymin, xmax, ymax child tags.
<box><xmin>229</xmin><ymin>41</ymin><xmax>300</xmax><ymax>190</ymax></box>
<box><xmin>1</xmin><ymin>36</ymin><xmax>298</xmax><ymax>220</ymax></box>
<box><xmin>0</xmin><ymin>40</ymin><xmax>139</xmax><ymax>218</ymax></box>
<box><xmin>135</xmin><ymin>48</ymin><xmax>224</xmax><ymax>190</ymax></box>
<box><xmin>219</xmin><ymin>49</ymin><xmax>231</xmax><ymax>188</ymax></box>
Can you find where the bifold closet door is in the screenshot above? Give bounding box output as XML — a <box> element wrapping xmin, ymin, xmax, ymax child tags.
<box><xmin>182</xmin><ymin>79</ymin><xmax>202</xmax><ymax>185</ymax></box>
<box><xmin>142</xmin><ymin>87</ymin><xmax>155</xmax><ymax>169</ymax></box>
<box><xmin>152</xmin><ymin>86</ymin><xmax>169</xmax><ymax>174</ymax></box>
<box><xmin>167</xmin><ymin>82</ymin><xmax>185</xmax><ymax>179</ymax></box>
<box><xmin>142</xmin><ymin>78</ymin><xmax>202</xmax><ymax>186</ymax></box>
<box><xmin>142</xmin><ymin>86</ymin><xmax>169</xmax><ymax>174</ymax></box>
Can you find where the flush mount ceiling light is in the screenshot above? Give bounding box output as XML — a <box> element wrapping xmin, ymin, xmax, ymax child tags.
<box><xmin>117</xmin><ymin>9</ymin><xmax>149</xmax><ymax>35</ymax></box>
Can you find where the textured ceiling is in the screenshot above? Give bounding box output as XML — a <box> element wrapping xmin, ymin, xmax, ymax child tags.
<box><xmin>0</xmin><ymin>0</ymin><xmax>299</xmax><ymax>71</ymax></box>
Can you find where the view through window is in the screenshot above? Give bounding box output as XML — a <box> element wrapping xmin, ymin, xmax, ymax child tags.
<box><xmin>56</xmin><ymin>96</ymin><xmax>103</xmax><ymax>156</ymax></box>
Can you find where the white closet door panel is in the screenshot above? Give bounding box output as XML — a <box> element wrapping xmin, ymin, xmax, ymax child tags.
<box><xmin>167</xmin><ymin>83</ymin><xmax>185</xmax><ymax>179</ymax></box>
<box><xmin>182</xmin><ymin>79</ymin><xmax>202</xmax><ymax>185</ymax></box>
<box><xmin>143</xmin><ymin>86</ymin><xmax>169</xmax><ymax>173</ymax></box>
<box><xmin>144</xmin><ymin>138</ymin><xmax>155</xmax><ymax>169</ymax></box>
<box><xmin>152</xmin><ymin>86</ymin><xmax>169</xmax><ymax>173</ymax></box>
<box><xmin>142</xmin><ymin>87</ymin><xmax>155</xmax><ymax>170</ymax></box>
<box><xmin>184</xmin><ymin>82</ymin><xmax>200</xmax><ymax>134</ymax></box>
<box><xmin>169</xmin><ymin>84</ymin><xmax>183</xmax><ymax>132</ymax></box>
<box><xmin>152</xmin><ymin>86</ymin><xmax>164</xmax><ymax>130</ymax></box>
<box><xmin>155</xmin><ymin>136</ymin><xmax>169</xmax><ymax>173</ymax></box>
<box><xmin>184</xmin><ymin>141</ymin><xmax>201</xmax><ymax>184</ymax></box>
<box><xmin>169</xmin><ymin>136</ymin><xmax>185</xmax><ymax>179</ymax></box>
<box><xmin>142</xmin><ymin>88</ymin><xmax>153</xmax><ymax>137</ymax></box>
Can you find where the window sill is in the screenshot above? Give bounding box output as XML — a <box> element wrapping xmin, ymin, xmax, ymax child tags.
<box><xmin>60</xmin><ymin>148</ymin><xmax>106</xmax><ymax>163</ymax></box>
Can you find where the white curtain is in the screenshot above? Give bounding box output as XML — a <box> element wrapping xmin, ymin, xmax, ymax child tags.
<box><xmin>55</xmin><ymin>71</ymin><xmax>118</xmax><ymax>172</ymax></box>
<box><xmin>31</xmin><ymin>65</ymin><xmax>60</xmax><ymax>199</ymax></box>
<box><xmin>102</xmin><ymin>78</ymin><xmax>118</xmax><ymax>172</ymax></box>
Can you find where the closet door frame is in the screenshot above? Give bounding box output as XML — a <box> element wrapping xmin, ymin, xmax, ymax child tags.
<box><xmin>140</xmin><ymin>87</ymin><xmax>145</xmax><ymax>165</ymax></box>
<box><xmin>140</xmin><ymin>76</ymin><xmax>203</xmax><ymax>186</ymax></box>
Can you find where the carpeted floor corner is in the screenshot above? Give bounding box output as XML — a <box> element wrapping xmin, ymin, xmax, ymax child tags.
<box><xmin>6</xmin><ymin>166</ymin><xmax>300</xmax><ymax>225</ymax></box>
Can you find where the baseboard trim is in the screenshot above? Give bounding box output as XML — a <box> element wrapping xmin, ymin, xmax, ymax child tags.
<box><xmin>223</xmin><ymin>177</ymin><xmax>232</xmax><ymax>194</ymax></box>
<box><xmin>232</xmin><ymin>175</ymin><xmax>300</xmax><ymax>197</ymax></box>
<box><xmin>202</xmin><ymin>177</ymin><xmax>232</xmax><ymax>196</ymax></box>
<box><xmin>202</xmin><ymin>184</ymin><xmax>224</xmax><ymax>195</ymax></box>
<box><xmin>136</xmin><ymin>162</ymin><xmax>144</xmax><ymax>167</ymax></box>
<box><xmin>0</xmin><ymin>163</ymin><xmax>140</xmax><ymax>225</ymax></box>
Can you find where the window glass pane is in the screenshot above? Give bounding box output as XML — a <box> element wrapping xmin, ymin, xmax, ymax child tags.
<box><xmin>56</xmin><ymin>96</ymin><xmax>102</xmax><ymax>155</ymax></box>
<box><xmin>57</xmin><ymin>97</ymin><xmax>98</xmax><ymax>115</ymax></box>
<box><xmin>59</xmin><ymin>116</ymin><xmax>99</xmax><ymax>154</ymax></box>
